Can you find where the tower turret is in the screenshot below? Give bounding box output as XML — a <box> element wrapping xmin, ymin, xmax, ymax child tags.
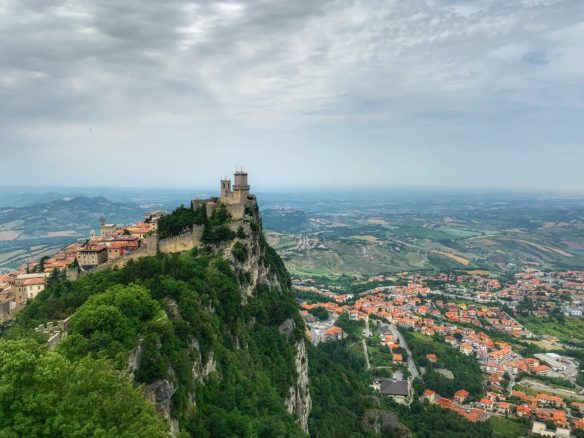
<box><xmin>233</xmin><ymin>170</ymin><xmax>250</xmax><ymax>204</ymax></box>
<box><xmin>233</xmin><ymin>170</ymin><xmax>249</xmax><ymax>191</ymax></box>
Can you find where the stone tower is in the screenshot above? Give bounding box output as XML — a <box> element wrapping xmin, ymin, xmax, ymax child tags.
<box><xmin>192</xmin><ymin>170</ymin><xmax>253</xmax><ymax>221</ymax></box>
<box><xmin>220</xmin><ymin>178</ymin><xmax>232</xmax><ymax>199</ymax></box>
<box><xmin>232</xmin><ymin>170</ymin><xmax>250</xmax><ymax>203</ymax></box>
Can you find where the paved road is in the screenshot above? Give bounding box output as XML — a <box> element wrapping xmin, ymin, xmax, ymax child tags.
<box><xmin>381</xmin><ymin>323</ymin><xmax>419</xmax><ymax>379</ymax></box>
<box><xmin>507</xmin><ymin>374</ymin><xmax>515</xmax><ymax>395</ymax></box>
<box><xmin>518</xmin><ymin>379</ymin><xmax>584</xmax><ymax>402</ymax></box>
<box><xmin>364</xmin><ymin>317</ymin><xmax>372</xmax><ymax>338</ymax></box>
<box><xmin>362</xmin><ymin>339</ymin><xmax>371</xmax><ymax>370</ymax></box>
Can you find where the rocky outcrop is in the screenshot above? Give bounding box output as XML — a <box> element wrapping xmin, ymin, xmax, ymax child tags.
<box><xmin>127</xmin><ymin>343</ymin><xmax>143</xmax><ymax>379</ymax></box>
<box><xmin>278</xmin><ymin>318</ymin><xmax>296</xmax><ymax>340</ymax></box>
<box><xmin>362</xmin><ymin>410</ymin><xmax>411</xmax><ymax>437</ymax></box>
<box><xmin>285</xmin><ymin>340</ymin><xmax>312</xmax><ymax>433</ymax></box>
<box><xmin>219</xmin><ymin>203</ymin><xmax>284</xmax><ymax>299</ymax></box>
<box><xmin>191</xmin><ymin>337</ymin><xmax>217</xmax><ymax>384</ymax></box>
<box><xmin>132</xmin><ymin>333</ymin><xmax>181</xmax><ymax>435</ymax></box>
<box><xmin>138</xmin><ymin>200</ymin><xmax>312</xmax><ymax>435</ymax></box>
<box><xmin>145</xmin><ymin>375</ymin><xmax>180</xmax><ymax>435</ymax></box>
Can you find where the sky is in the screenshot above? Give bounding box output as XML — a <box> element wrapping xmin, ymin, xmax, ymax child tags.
<box><xmin>1</xmin><ymin>0</ymin><xmax>583</xmax><ymax>191</ymax></box>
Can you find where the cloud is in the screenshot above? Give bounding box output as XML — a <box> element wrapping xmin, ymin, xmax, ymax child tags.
<box><xmin>522</xmin><ymin>50</ymin><xmax>549</xmax><ymax>65</ymax></box>
<box><xmin>0</xmin><ymin>0</ymin><xmax>583</xmax><ymax>189</ymax></box>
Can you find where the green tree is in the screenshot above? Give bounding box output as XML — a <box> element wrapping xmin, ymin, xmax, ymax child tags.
<box><xmin>0</xmin><ymin>339</ymin><xmax>168</xmax><ymax>437</ymax></box>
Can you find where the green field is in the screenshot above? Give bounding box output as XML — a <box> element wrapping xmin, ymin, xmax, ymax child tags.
<box><xmin>489</xmin><ymin>417</ymin><xmax>529</xmax><ymax>438</ymax></box>
<box><xmin>518</xmin><ymin>316</ymin><xmax>584</xmax><ymax>346</ymax></box>
<box><xmin>262</xmin><ymin>194</ymin><xmax>584</xmax><ymax>278</ymax></box>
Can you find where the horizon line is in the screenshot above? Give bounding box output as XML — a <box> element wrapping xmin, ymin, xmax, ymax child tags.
<box><xmin>1</xmin><ymin>183</ymin><xmax>584</xmax><ymax>194</ymax></box>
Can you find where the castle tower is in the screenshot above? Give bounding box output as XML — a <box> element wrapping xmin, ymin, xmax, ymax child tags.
<box><xmin>233</xmin><ymin>170</ymin><xmax>250</xmax><ymax>203</ymax></box>
<box><xmin>99</xmin><ymin>219</ymin><xmax>116</xmax><ymax>239</ymax></box>
<box><xmin>233</xmin><ymin>170</ymin><xmax>249</xmax><ymax>191</ymax></box>
<box><xmin>220</xmin><ymin>178</ymin><xmax>231</xmax><ymax>200</ymax></box>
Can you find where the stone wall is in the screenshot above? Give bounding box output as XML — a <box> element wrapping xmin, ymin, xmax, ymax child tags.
<box><xmin>159</xmin><ymin>226</ymin><xmax>204</xmax><ymax>254</ymax></box>
<box><xmin>225</xmin><ymin>203</ymin><xmax>245</xmax><ymax>220</ymax></box>
<box><xmin>76</xmin><ymin>203</ymin><xmax>249</xmax><ymax>278</ymax></box>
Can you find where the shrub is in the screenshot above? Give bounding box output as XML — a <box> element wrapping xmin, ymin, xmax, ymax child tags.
<box><xmin>232</xmin><ymin>242</ymin><xmax>248</xmax><ymax>263</ymax></box>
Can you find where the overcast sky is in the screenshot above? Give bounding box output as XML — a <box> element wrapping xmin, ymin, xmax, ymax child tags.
<box><xmin>1</xmin><ymin>0</ymin><xmax>583</xmax><ymax>191</ymax></box>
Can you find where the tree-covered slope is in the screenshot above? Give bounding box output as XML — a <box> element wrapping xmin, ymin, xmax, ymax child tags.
<box><xmin>3</xmin><ymin>203</ymin><xmax>308</xmax><ymax>437</ymax></box>
<box><xmin>0</xmin><ymin>339</ymin><xmax>168</xmax><ymax>437</ymax></box>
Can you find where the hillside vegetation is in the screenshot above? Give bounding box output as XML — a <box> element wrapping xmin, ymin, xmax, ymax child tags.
<box><xmin>4</xmin><ymin>203</ymin><xmax>307</xmax><ymax>437</ymax></box>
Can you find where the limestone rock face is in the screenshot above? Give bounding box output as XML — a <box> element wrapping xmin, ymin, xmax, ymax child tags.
<box><xmin>145</xmin><ymin>376</ymin><xmax>179</xmax><ymax>435</ymax></box>
<box><xmin>127</xmin><ymin>343</ymin><xmax>143</xmax><ymax>379</ymax></box>
<box><xmin>285</xmin><ymin>340</ymin><xmax>312</xmax><ymax>433</ymax></box>
<box><xmin>362</xmin><ymin>410</ymin><xmax>411</xmax><ymax>437</ymax></box>
<box><xmin>278</xmin><ymin>318</ymin><xmax>296</xmax><ymax>340</ymax></box>
<box><xmin>191</xmin><ymin>337</ymin><xmax>217</xmax><ymax>384</ymax></box>
<box><xmin>216</xmin><ymin>202</ymin><xmax>283</xmax><ymax>299</ymax></box>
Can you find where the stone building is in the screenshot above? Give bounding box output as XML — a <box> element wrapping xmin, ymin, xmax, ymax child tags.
<box><xmin>78</xmin><ymin>245</ymin><xmax>108</xmax><ymax>270</ymax></box>
<box><xmin>99</xmin><ymin>218</ymin><xmax>117</xmax><ymax>238</ymax></box>
<box><xmin>0</xmin><ymin>291</ymin><xmax>16</xmax><ymax>324</ymax></box>
<box><xmin>192</xmin><ymin>170</ymin><xmax>255</xmax><ymax>220</ymax></box>
<box><xmin>13</xmin><ymin>273</ymin><xmax>46</xmax><ymax>306</ymax></box>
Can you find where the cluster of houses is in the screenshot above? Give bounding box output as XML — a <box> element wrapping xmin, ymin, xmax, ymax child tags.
<box><xmin>0</xmin><ymin>213</ymin><xmax>163</xmax><ymax>325</ymax></box>
<box><xmin>368</xmin><ymin>270</ymin><xmax>584</xmax><ymax>319</ymax></box>
<box><xmin>442</xmin><ymin>302</ymin><xmax>533</xmax><ymax>338</ymax></box>
<box><xmin>296</xmin><ymin>275</ymin><xmax>584</xmax><ymax>434</ymax></box>
<box><xmin>422</xmin><ymin>388</ymin><xmax>487</xmax><ymax>423</ymax></box>
<box><xmin>422</xmin><ymin>385</ymin><xmax>584</xmax><ymax>435</ymax></box>
<box><xmin>78</xmin><ymin>214</ymin><xmax>162</xmax><ymax>270</ymax></box>
<box><xmin>0</xmin><ymin>272</ymin><xmax>47</xmax><ymax>323</ymax></box>
<box><xmin>500</xmin><ymin>271</ymin><xmax>584</xmax><ymax>318</ymax></box>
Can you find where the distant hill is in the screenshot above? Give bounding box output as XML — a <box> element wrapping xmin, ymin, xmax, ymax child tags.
<box><xmin>0</xmin><ymin>189</ymin><xmax>66</xmax><ymax>207</ymax></box>
<box><xmin>263</xmin><ymin>193</ymin><xmax>584</xmax><ymax>277</ymax></box>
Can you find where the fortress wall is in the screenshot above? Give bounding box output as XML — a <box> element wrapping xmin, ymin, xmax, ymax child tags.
<box><xmin>226</xmin><ymin>203</ymin><xmax>245</xmax><ymax>220</ymax></box>
<box><xmin>159</xmin><ymin>226</ymin><xmax>204</xmax><ymax>254</ymax></box>
<box><xmin>75</xmin><ymin>222</ymin><xmax>211</xmax><ymax>280</ymax></box>
<box><xmin>76</xmin><ymin>208</ymin><xmax>251</xmax><ymax>281</ymax></box>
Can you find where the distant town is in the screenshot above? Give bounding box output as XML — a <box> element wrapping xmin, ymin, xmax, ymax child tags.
<box><xmin>296</xmin><ymin>270</ymin><xmax>584</xmax><ymax>437</ymax></box>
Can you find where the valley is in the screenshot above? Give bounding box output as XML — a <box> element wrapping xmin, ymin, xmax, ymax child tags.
<box><xmin>262</xmin><ymin>191</ymin><xmax>584</xmax><ymax>277</ymax></box>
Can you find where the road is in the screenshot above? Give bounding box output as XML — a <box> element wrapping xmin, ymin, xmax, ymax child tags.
<box><xmin>518</xmin><ymin>379</ymin><xmax>584</xmax><ymax>402</ymax></box>
<box><xmin>507</xmin><ymin>374</ymin><xmax>515</xmax><ymax>395</ymax></box>
<box><xmin>381</xmin><ymin>322</ymin><xmax>419</xmax><ymax>379</ymax></box>
<box><xmin>364</xmin><ymin>317</ymin><xmax>372</xmax><ymax>338</ymax></box>
<box><xmin>362</xmin><ymin>339</ymin><xmax>371</xmax><ymax>370</ymax></box>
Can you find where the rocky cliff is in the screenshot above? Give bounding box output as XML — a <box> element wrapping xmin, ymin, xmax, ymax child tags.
<box><xmin>285</xmin><ymin>340</ymin><xmax>312</xmax><ymax>433</ymax></box>
<box><xmin>131</xmin><ymin>200</ymin><xmax>312</xmax><ymax>435</ymax></box>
